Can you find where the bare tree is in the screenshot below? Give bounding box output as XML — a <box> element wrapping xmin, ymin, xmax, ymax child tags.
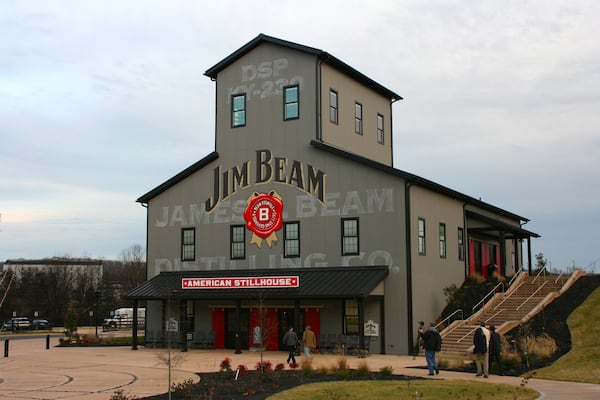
<box><xmin>119</xmin><ymin>244</ymin><xmax>146</xmax><ymax>290</ymax></box>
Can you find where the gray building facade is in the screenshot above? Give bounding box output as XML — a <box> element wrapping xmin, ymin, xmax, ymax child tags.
<box><xmin>127</xmin><ymin>34</ymin><xmax>538</xmax><ymax>355</ymax></box>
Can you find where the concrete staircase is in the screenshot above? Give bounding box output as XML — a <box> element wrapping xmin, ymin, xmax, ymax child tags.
<box><xmin>439</xmin><ymin>269</ymin><xmax>586</xmax><ymax>354</ymax></box>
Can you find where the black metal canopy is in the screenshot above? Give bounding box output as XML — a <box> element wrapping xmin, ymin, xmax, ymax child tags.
<box><xmin>125</xmin><ymin>266</ymin><xmax>389</xmax><ymax>301</ymax></box>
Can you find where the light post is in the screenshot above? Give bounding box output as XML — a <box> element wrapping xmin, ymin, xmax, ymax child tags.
<box><xmin>94</xmin><ymin>291</ymin><xmax>102</xmax><ymax>338</ymax></box>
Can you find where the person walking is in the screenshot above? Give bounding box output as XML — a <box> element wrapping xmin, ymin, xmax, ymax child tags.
<box><xmin>488</xmin><ymin>325</ymin><xmax>504</xmax><ymax>375</ymax></box>
<box><xmin>419</xmin><ymin>322</ymin><xmax>442</xmax><ymax>375</ymax></box>
<box><xmin>473</xmin><ymin>321</ymin><xmax>490</xmax><ymax>378</ymax></box>
<box><xmin>282</xmin><ymin>327</ymin><xmax>298</xmax><ymax>364</ymax></box>
<box><xmin>302</xmin><ymin>325</ymin><xmax>317</xmax><ymax>360</ymax></box>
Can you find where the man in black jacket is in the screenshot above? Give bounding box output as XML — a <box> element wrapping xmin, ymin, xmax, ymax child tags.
<box><xmin>488</xmin><ymin>325</ymin><xmax>504</xmax><ymax>375</ymax></box>
<box><xmin>419</xmin><ymin>322</ymin><xmax>441</xmax><ymax>375</ymax></box>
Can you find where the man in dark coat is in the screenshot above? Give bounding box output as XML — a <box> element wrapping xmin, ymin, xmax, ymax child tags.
<box><xmin>282</xmin><ymin>327</ymin><xmax>298</xmax><ymax>364</ymax></box>
<box><xmin>488</xmin><ymin>325</ymin><xmax>504</xmax><ymax>375</ymax></box>
<box><xmin>419</xmin><ymin>322</ymin><xmax>441</xmax><ymax>375</ymax></box>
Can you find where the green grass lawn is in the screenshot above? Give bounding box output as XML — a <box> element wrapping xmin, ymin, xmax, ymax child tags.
<box><xmin>267</xmin><ymin>380</ymin><xmax>538</xmax><ymax>400</ymax></box>
<box><xmin>531</xmin><ymin>286</ymin><xmax>600</xmax><ymax>384</ymax></box>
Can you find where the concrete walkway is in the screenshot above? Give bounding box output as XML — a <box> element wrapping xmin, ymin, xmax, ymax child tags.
<box><xmin>1</xmin><ymin>334</ymin><xmax>598</xmax><ymax>400</ymax></box>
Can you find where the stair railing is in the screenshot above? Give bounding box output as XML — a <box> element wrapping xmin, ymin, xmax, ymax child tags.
<box><xmin>508</xmin><ymin>266</ymin><xmax>523</xmax><ymax>287</ymax></box>
<box><xmin>436</xmin><ymin>309</ymin><xmax>463</xmax><ymax>333</ymax></box>
<box><xmin>516</xmin><ymin>281</ymin><xmax>547</xmax><ymax>311</ymax></box>
<box><xmin>531</xmin><ymin>266</ymin><xmax>547</xmax><ymax>284</ymax></box>
<box><xmin>472</xmin><ymin>282</ymin><xmax>504</xmax><ymax>314</ymax></box>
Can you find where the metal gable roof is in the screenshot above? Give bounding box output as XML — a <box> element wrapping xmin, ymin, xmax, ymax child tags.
<box><xmin>125</xmin><ymin>266</ymin><xmax>389</xmax><ymax>301</ymax></box>
<box><xmin>204</xmin><ymin>34</ymin><xmax>402</xmax><ymax>101</ymax></box>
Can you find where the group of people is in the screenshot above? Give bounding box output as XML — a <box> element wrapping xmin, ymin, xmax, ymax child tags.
<box><xmin>417</xmin><ymin>320</ymin><xmax>504</xmax><ymax>377</ymax></box>
<box><xmin>281</xmin><ymin>325</ymin><xmax>317</xmax><ymax>364</ymax></box>
<box><xmin>472</xmin><ymin>321</ymin><xmax>504</xmax><ymax>377</ymax></box>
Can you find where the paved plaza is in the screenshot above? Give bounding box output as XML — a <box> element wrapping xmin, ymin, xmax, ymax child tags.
<box><xmin>1</xmin><ymin>332</ymin><xmax>599</xmax><ymax>400</ymax></box>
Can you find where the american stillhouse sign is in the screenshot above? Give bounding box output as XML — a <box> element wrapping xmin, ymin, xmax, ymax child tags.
<box><xmin>182</xmin><ymin>276</ymin><xmax>299</xmax><ymax>289</ymax></box>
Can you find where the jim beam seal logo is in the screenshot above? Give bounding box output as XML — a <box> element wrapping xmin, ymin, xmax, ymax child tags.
<box><xmin>244</xmin><ymin>190</ymin><xmax>284</xmax><ymax>248</ymax></box>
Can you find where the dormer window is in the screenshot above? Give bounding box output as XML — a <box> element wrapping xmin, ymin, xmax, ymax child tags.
<box><xmin>284</xmin><ymin>85</ymin><xmax>299</xmax><ymax>120</ymax></box>
<box><xmin>232</xmin><ymin>93</ymin><xmax>246</xmax><ymax>127</ymax></box>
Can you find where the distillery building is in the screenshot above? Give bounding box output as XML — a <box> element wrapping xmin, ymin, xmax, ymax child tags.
<box><xmin>126</xmin><ymin>34</ymin><xmax>539</xmax><ymax>355</ymax></box>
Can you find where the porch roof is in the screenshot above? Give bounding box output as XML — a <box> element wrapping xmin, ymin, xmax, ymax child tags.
<box><xmin>125</xmin><ymin>266</ymin><xmax>389</xmax><ymax>301</ymax></box>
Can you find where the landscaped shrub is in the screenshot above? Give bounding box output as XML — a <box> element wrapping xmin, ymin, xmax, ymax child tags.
<box><xmin>379</xmin><ymin>365</ymin><xmax>394</xmax><ymax>377</ymax></box>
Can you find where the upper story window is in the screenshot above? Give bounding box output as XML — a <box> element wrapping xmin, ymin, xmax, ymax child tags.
<box><xmin>284</xmin><ymin>221</ymin><xmax>300</xmax><ymax>258</ymax></box>
<box><xmin>354</xmin><ymin>102</ymin><xmax>363</xmax><ymax>134</ymax></box>
<box><xmin>329</xmin><ymin>89</ymin><xmax>338</xmax><ymax>124</ymax></box>
<box><xmin>439</xmin><ymin>223</ymin><xmax>447</xmax><ymax>258</ymax></box>
<box><xmin>458</xmin><ymin>227</ymin><xmax>465</xmax><ymax>261</ymax></box>
<box><xmin>284</xmin><ymin>85</ymin><xmax>299</xmax><ymax>120</ymax></box>
<box><xmin>231</xmin><ymin>93</ymin><xmax>246</xmax><ymax>127</ymax></box>
<box><xmin>377</xmin><ymin>114</ymin><xmax>384</xmax><ymax>144</ymax></box>
<box><xmin>341</xmin><ymin>218</ymin><xmax>359</xmax><ymax>255</ymax></box>
<box><xmin>230</xmin><ymin>225</ymin><xmax>245</xmax><ymax>259</ymax></box>
<box><xmin>418</xmin><ymin>218</ymin><xmax>426</xmax><ymax>256</ymax></box>
<box><xmin>181</xmin><ymin>228</ymin><xmax>195</xmax><ymax>261</ymax></box>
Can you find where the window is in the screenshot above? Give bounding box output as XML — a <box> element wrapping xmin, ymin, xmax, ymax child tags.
<box><xmin>231</xmin><ymin>93</ymin><xmax>246</xmax><ymax>127</ymax></box>
<box><xmin>181</xmin><ymin>228</ymin><xmax>195</xmax><ymax>261</ymax></box>
<box><xmin>343</xmin><ymin>299</ymin><xmax>359</xmax><ymax>334</ymax></box>
<box><xmin>439</xmin><ymin>223</ymin><xmax>447</xmax><ymax>258</ymax></box>
<box><xmin>354</xmin><ymin>102</ymin><xmax>363</xmax><ymax>134</ymax></box>
<box><xmin>341</xmin><ymin>218</ymin><xmax>359</xmax><ymax>255</ymax></box>
<box><xmin>377</xmin><ymin>114</ymin><xmax>384</xmax><ymax>144</ymax></box>
<box><xmin>284</xmin><ymin>85</ymin><xmax>299</xmax><ymax>120</ymax></box>
<box><xmin>329</xmin><ymin>89</ymin><xmax>338</xmax><ymax>124</ymax></box>
<box><xmin>284</xmin><ymin>221</ymin><xmax>300</xmax><ymax>258</ymax></box>
<box><xmin>418</xmin><ymin>218</ymin><xmax>426</xmax><ymax>256</ymax></box>
<box><xmin>458</xmin><ymin>227</ymin><xmax>465</xmax><ymax>261</ymax></box>
<box><xmin>183</xmin><ymin>300</ymin><xmax>194</xmax><ymax>332</ymax></box>
<box><xmin>230</xmin><ymin>225</ymin><xmax>245</xmax><ymax>259</ymax></box>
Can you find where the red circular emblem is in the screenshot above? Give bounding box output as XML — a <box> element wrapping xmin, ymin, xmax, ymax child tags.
<box><xmin>244</xmin><ymin>193</ymin><xmax>284</xmax><ymax>238</ymax></box>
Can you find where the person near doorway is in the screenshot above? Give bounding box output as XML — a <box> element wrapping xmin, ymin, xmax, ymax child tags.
<box><xmin>282</xmin><ymin>327</ymin><xmax>298</xmax><ymax>364</ymax></box>
<box><xmin>488</xmin><ymin>325</ymin><xmax>504</xmax><ymax>375</ymax></box>
<box><xmin>302</xmin><ymin>325</ymin><xmax>317</xmax><ymax>360</ymax></box>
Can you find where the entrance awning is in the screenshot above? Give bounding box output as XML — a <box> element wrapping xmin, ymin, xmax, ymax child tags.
<box><xmin>125</xmin><ymin>266</ymin><xmax>389</xmax><ymax>301</ymax></box>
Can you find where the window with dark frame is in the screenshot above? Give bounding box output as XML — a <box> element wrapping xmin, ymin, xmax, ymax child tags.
<box><xmin>284</xmin><ymin>85</ymin><xmax>299</xmax><ymax>120</ymax></box>
<box><xmin>377</xmin><ymin>113</ymin><xmax>384</xmax><ymax>144</ymax></box>
<box><xmin>458</xmin><ymin>227</ymin><xmax>465</xmax><ymax>261</ymax></box>
<box><xmin>181</xmin><ymin>228</ymin><xmax>195</xmax><ymax>261</ymax></box>
<box><xmin>284</xmin><ymin>221</ymin><xmax>300</xmax><ymax>258</ymax></box>
<box><xmin>354</xmin><ymin>102</ymin><xmax>363</xmax><ymax>134</ymax></box>
<box><xmin>418</xmin><ymin>218</ymin><xmax>426</xmax><ymax>256</ymax></box>
<box><xmin>341</xmin><ymin>218</ymin><xmax>359</xmax><ymax>255</ymax></box>
<box><xmin>231</xmin><ymin>93</ymin><xmax>246</xmax><ymax>127</ymax></box>
<box><xmin>184</xmin><ymin>300</ymin><xmax>194</xmax><ymax>332</ymax></box>
<box><xmin>230</xmin><ymin>225</ymin><xmax>245</xmax><ymax>259</ymax></box>
<box><xmin>439</xmin><ymin>223</ymin><xmax>447</xmax><ymax>258</ymax></box>
<box><xmin>343</xmin><ymin>299</ymin><xmax>359</xmax><ymax>335</ymax></box>
<box><xmin>329</xmin><ymin>89</ymin><xmax>338</xmax><ymax>124</ymax></box>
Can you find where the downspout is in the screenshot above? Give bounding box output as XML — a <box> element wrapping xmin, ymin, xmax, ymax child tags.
<box><xmin>316</xmin><ymin>58</ymin><xmax>322</xmax><ymax>141</ymax></box>
<box><xmin>404</xmin><ymin>181</ymin><xmax>414</xmax><ymax>354</ymax></box>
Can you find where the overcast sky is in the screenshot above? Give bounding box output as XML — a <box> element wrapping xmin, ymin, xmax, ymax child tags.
<box><xmin>1</xmin><ymin>1</ymin><xmax>598</xmax><ymax>271</ymax></box>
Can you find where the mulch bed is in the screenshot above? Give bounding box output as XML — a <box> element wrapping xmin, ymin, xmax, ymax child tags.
<box><xmin>141</xmin><ymin>369</ymin><xmax>419</xmax><ymax>400</ymax></box>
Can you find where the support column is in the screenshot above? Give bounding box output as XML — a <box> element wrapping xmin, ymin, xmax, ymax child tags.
<box><xmin>131</xmin><ymin>300</ymin><xmax>138</xmax><ymax>350</ymax></box>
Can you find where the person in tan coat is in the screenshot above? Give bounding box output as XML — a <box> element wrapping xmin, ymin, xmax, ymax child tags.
<box><xmin>302</xmin><ymin>325</ymin><xmax>317</xmax><ymax>360</ymax></box>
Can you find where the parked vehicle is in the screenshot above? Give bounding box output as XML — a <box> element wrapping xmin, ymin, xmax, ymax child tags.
<box><xmin>102</xmin><ymin>308</ymin><xmax>145</xmax><ymax>331</ymax></box>
<box><xmin>32</xmin><ymin>319</ymin><xmax>52</xmax><ymax>330</ymax></box>
<box><xmin>1</xmin><ymin>317</ymin><xmax>31</xmax><ymax>331</ymax></box>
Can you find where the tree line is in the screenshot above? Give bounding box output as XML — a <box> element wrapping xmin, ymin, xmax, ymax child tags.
<box><xmin>0</xmin><ymin>244</ymin><xmax>146</xmax><ymax>328</ymax></box>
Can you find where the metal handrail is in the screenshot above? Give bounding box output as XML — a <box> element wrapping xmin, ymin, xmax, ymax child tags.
<box><xmin>516</xmin><ymin>281</ymin><xmax>547</xmax><ymax>311</ymax></box>
<box><xmin>436</xmin><ymin>309</ymin><xmax>463</xmax><ymax>332</ymax></box>
<box><xmin>508</xmin><ymin>266</ymin><xmax>523</xmax><ymax>287</ymax></box>
<box><xmin>531</xmin><ymin>266</ymin><xmax>547</xmax><ymax>284</ymax></box>
<box><xmin>472</xmin><ymin>282</ymin><xmax>505</xmax><ymax>314</ymax></box>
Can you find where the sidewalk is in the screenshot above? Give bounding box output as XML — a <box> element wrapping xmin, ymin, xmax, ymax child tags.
<box><xmin>1</xmin><ymin>333</ymin><xmax>599</xmax><ymax>400</ymax></box>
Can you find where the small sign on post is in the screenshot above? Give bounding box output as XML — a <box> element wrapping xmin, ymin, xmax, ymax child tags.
<box><xmin>166</xmin><ymin>318</ymin><xmax>179</xmax><ymax>332</ymax></box>
<box><xmin>364</xmin><ymin>320</ymin><xmax>379</xmax><ymax>337</ymax></box>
